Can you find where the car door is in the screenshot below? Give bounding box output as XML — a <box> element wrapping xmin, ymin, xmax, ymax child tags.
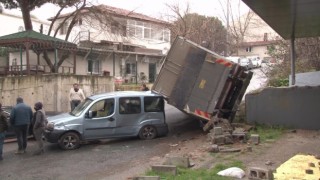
<box><xmin>116</xmin><ymin>97</ymin><xmax>142</xmax><ymax>136</ymax></box>
<box><xmin>83</xmin><ymin>98</ymin><xmax>116</xmax><ymax>140</ymax></box>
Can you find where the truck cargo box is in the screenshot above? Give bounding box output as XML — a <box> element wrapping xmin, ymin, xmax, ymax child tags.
<box><xmin>152</xmin><ymin>36</ymin><xmax>252</xmax><ymax>124</ymax></box>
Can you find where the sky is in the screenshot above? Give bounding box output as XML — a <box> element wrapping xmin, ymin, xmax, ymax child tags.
<box><xmin>30</xmin><ymin>0</ymin><xmax>250</xmax><ymax>23</ymax></box>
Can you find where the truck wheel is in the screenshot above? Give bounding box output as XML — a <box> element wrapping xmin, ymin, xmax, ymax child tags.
<box><xmin>58</xmin><ymin>132</ymin><xmax>81</xmax><ymax>150</ymax></box>
<box><xmin>139</xmin><ymin>125</ymin><xmax>157</xmax><ymax>140</ymax></box>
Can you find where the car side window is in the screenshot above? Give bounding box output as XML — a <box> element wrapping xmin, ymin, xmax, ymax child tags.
<box><xmin>89</xmin><ymin>98</ymin><xmax>115</xmax><ymax>118</ymax></box>
<box><xmin>119</xmin><ymin>97</ymin><xmax>141</xmax><ymax>114</ymax></box>
<box><xmin>144</xmin><ymin>97</ymin><xmax>164</xmax><ymax>112</ymax></box>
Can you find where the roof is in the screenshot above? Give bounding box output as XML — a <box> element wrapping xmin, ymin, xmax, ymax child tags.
<box><xmin>238</xmin><ymin>40</ymin><xmax>279</xmax><ymax>47</ymax></box>
<box><xmin>88</xmin><ymin>91</ymin><xmax>162</xmax><ymax>101</ymax></box>
<box><xmin>50</xmin><ymin>4</ymin><xmax>169</xmax><ymax>25</ymax></box>
<box><xmin>0</xmin><ymin>30</ymin><xmax>77</xmax><ymax>50</ymax></box>
<box><xmin>242</xmin><ymin>0</ymin><xmax>320</xmax><ymax>40</ymax></box>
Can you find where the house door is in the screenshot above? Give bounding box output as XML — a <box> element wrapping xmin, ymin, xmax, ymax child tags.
<box><xmin>148</xmin><ymin>63</ymin><xmax>156</xmax><ymax>83</ymax></box>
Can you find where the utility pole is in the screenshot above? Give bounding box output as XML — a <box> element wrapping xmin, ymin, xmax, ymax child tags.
<box><xmin>225</xmin><ymin>0</ymin><xmax>230</xmax><ymax>57</ymax></box>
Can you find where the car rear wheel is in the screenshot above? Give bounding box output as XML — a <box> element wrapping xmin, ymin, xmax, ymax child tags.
<box><xmin>139</xmin><ymin>125</ymin><xmax>157</xmax><ymax>140</ymax></box>
<box><xmin>58</xmin><ymin>132</ymin><xmax>81</xmax><ymax>150</ymax></box>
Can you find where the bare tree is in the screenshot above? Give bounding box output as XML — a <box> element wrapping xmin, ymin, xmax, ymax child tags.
<box><xmin>164</xmin><ymin>3</ymin><xmax>227</xmax><ymax>54</ymax></box>
<box><xmin>218</xmin><ymin>0</ymin><xmax>254</xmax><ymax>55</ymax></box>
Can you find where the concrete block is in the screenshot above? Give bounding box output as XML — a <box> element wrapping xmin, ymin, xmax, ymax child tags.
<box><xmin>132</xmin><ymin>176</ymin><xmax>160</xmax><ymax>180</ymax></box>
<box><xmin>248</xmin><ymin>167</ymin><xmax>273</xmax><ymax>180</ymax></box>
<box><xmin>250</xmin><ymin>134</ymin><xmax>260</xmax><ymax>145</ymax></box>
<box><xmin>163</xmin><ymin>156</ymin><xmax>190</xmax><ymax>168</ymax></box>
<box><xmin>207</xmin><ymin>144</ymin><xmax>219</xmax><ymax>153</ymax></box>
<box><xmin>151</xmin><ymin>165</ymin><xmax>177</xmax><ymax>176</ymax></box>
<box><xmin>213</xmin><ymin>127</ymin><xmax>223</xmax><ymax>135</ymax></box>
<box><xmin>212</xmin><ymin>135</ymin><xmax>225</xmax><ymax>145</ymax></box>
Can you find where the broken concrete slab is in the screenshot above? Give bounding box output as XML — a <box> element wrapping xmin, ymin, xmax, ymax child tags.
<box><xmin>163</xmin><ymin>156</ymin><xmax>190</xmax><ymax>168</ymax></box>
<box><xmin>151</xmin><ymin>165</ymin><xmax>177</xmax><ymax>176</ymax></box>
<box><xmin>250</xmin><ymin>134</ymin><xmax>260</xmax><ymax>145</ymax></box>
<box><xmin>131</xmin><ymin>176</ymin><xmax>160</xmax><ymax>180</ymax></box>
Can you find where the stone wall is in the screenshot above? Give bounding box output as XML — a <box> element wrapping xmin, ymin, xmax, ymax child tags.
<box><xmin>0</xmin><ymin>74</ymin><xmax>114</xmax><ymax>113</ymax></box>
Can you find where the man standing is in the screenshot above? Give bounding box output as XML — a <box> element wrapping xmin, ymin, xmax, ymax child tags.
<box><xmin>10</xmin><ymin>97</ymin><xmax>33</xmax><ymax>154</ymax></box>
<box><xmin>0</xmin><ymin>103</ymin><xmax>9</xmax><ymax>160</ymax></box>
<box><xmin>32</xmin><ymin>102</ymin><xmax>47</xmax><ymax>155</ymax></box>
<box><xmin>69</xmin><ymin>83</ymin><xmax>86</xmax><ymax>111</ymax></box>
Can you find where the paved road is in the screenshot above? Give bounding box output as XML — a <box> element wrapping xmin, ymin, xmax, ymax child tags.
<box><xmin>0</xmin><ymin>104</ymin><xmax>202</xmax><ymax>180</ymax></box>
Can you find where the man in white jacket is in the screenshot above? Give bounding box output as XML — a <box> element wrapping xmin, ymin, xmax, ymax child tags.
<box><xmin>69</xmin><ymin>83</ymin><xmax>85</xmax><ymax>111</ymax></box>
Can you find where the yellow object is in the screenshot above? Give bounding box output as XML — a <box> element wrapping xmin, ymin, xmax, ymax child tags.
<box><xmin>274</xmin><ymin>154</ymin><xmax>320</xmax><ymax>180</ymax></box>
<box><xmin>199</xmin><ymin>79</ymin><xmax>206</xmax><ymax>89</ymax></box>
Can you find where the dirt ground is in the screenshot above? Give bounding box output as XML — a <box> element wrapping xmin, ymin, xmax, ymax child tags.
<box><xmin>147</xmin><ymin>128</ymin><xmax>320</xmax><ymax>179</ymax></box>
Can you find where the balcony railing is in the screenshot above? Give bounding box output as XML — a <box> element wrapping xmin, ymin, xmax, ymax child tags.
<box><xmin>0</xmin><ymin>65</ymin><xmax>74</xmax><ymax>76</ymax></box>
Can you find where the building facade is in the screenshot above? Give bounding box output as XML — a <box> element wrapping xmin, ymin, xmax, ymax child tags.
<box><xmin>51</xmin><ymin>4</ymin><xmax>171</xmax><ymax>83</ymax></box>
<box><xmin>0</xmin><ymin>4</ymin><xmax>171</xmax><ymax>83</ymax></box>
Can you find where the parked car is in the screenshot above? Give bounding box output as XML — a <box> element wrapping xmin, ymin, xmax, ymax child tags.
<box><xmin>226</xmin><ymin>56</ymin><xmax>241</xmax><ymax>64</ymax></box>
<box><xmin>239</xmin><ymin>58</ymin><xmax>254</xmax><ymax>70</ymax></box>
<box><xmin>247</xmin><ymin>56</ymin><xmax>262</xmax><ymax>68</ymax></box>
<box><xmin>3</xmin><ymin>106</ymin><xmax>34</xmax><ymax>139</ymax></box>
<box><xmin>45</xmin><ymin>91</ymin><xmax>168</xmax><ymax>150</ymax></box>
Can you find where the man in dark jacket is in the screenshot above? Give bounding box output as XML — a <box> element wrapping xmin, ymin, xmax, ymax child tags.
<box><xmin>10</xmin><ymin>97</ymin><xmax>33</xmax><ymax>154</ymax></box>
<box><xmin>0</xmin><ymin>103</ymin><xmax>8</xmax><ymax>160</ymax></box>
<box><xmin>32</xmin><ymin>102</ymin><xmax>47</xmax><ymax>155</ymax></box>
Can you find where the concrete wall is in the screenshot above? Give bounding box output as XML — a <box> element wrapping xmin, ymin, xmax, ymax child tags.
<box><xmin>245</xmin><ymin>86</ymin><xmax>320</xmax><ymax>130</ymax></box>
<box><xmin>0</xmin><ymin>74</ymin><xmax>114</xmax><ymax>113</ymax></box>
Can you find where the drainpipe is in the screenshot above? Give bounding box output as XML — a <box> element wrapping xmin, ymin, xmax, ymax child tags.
<box><xmin>135</xmin><ymin>54</ymin><xmax>138</xmax><ymax>85</ymax></box>
<box><xmin>54</xmin><ymin>42</ymin><xmax>58</xmax><ymax>73</ymax></box>
<box><xmin>113</xmin><ymin>51</ymin><xmax>115</xmax><ymax>77</ymax></box>
<box><xmin>19</xmin><ymin>45</ymin><xmax>22</xmax><ymax>76</ymax></box>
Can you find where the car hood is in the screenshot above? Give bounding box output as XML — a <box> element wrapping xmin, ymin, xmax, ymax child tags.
<box><xmin>47</xmin><ymin>113</ymin><xmax>78</xmax><ymax>124</ymax></box>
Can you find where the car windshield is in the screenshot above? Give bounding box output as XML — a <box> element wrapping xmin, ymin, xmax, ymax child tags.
<box><xmin>70</xmin><ymin>98</ymin><xmax>93</xmax><ymax>116</ymax></box>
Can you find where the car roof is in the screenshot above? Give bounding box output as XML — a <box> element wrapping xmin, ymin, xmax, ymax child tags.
<box><xmin>88</xmin><ymin>91</ymin><xmax>162</xmax><ymax>101</ymax></box>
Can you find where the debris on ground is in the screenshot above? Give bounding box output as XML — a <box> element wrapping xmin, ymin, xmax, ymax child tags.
<box><xmin>217</xmin><ymin>167</ymin><xmax>245</xmax><ymax>179</ymax></box>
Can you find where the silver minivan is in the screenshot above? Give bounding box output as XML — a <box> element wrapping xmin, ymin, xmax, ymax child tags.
<box><xmin>45</xmin><ymin>91</ymin><xmax>168</xmax><ymax>150</ymax></box>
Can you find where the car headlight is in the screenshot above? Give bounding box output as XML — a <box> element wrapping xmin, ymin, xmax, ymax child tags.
<box><xmin>54</xmin><ymin>123</ymin><xmax>66</xmax><ymax>130</ymax></box>
<box><xmin>46</xmin><ymin>122</ymin><xmax>54</xmax><ymax>131</ymax></box>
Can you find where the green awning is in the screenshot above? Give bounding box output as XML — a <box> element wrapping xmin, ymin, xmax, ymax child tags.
<box><xmin>0</xmin><ymin>30</ymin><xmax>77</xmax><ymax>50</ymax></box>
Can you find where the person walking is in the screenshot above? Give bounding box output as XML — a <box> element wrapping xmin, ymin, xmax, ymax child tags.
<box><xmin>32</xmin><ymin>102</ymin><xmax>47</xmax><ymax>155</ymax></box>
<box><xmin>69</xmin><ymin>83</ymin><xmax>85</xmax><ymax>111</ymax></box>
<box><xmin>140</xmin><ymin>83</ymin><xmax>149</xmax><ymax>91</ymax></box>
<box><xmin>10</xmin><ymin>97</ymin><xmax>33</xmax><ymax>154</ymax></box>
<box><xmin>0</xmin><ymin>103</ymin><xmax>9</xmax><ymax>161</ymax></box>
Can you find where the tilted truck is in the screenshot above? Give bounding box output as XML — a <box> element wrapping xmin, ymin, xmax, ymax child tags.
<box><xmin>152</xmin><ymin>36</ymin><xmax>253</xmax><ymax>131</ymax></box>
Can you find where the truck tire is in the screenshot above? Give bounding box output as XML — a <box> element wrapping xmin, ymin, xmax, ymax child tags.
<box><xmin>58</xmin><ymin>132</ymin><xmax>81</xmax><ymax>150</ymax></box>
<box><xmin>139</xmin><ymin>125</ymin><xmax>157</xmax><ymax>140</ymax></box>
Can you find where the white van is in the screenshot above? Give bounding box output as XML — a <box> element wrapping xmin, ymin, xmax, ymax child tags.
<box><xmin>45</xmin><ymin>91</ymin><xmax>168</xmax><ymax>150</ymax></box>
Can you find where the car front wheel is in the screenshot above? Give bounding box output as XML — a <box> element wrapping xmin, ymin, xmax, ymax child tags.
<box><xmin>58</xmin><ymin>132</ymin><xmax>81</xmax><ymax>150</ymax></box>
<box><xmin>139</xmin><ymin>125</ymin><xmax>157</xmax><ymax>140</ymax></box>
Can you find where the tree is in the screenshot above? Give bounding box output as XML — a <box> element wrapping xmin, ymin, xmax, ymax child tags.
<box><xmin>0</xmin><ymin>0</ymin><xmax>48</xmax><ymax>30</ymax></box>
<box><xmin>218</xmin><ymin>0</ymin><xmax>255</xmax><ymax>55</ymax></box>
<box><xmin>165</xmin><ymin>3</ymin><xmax>227</xmax><ymax>54</ymax></box>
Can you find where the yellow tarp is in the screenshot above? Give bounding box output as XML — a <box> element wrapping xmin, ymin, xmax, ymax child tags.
<box><xmin>274</xmin><ymin>154</ymin><xmax>320</xmax><ymax>180</ymax></box>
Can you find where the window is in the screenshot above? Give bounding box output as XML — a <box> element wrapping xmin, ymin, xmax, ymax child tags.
<box><xmin>126</xmin><ymin>63</ymin><xmax>136</xmax><ymax>74</ymax></box>
<box><xmin>89</xmin><ymin>99</ymin><xmax>115</xmax><ymax>118</ymax></box>
<box><xmin>144</xmin><ymin>97</ymin><xmax>164</xmax><ymax>112</ymax></box>
<box><xmin>88</xmin><ymin>60</ymin><xmax>100</xmax><ymax>74</ymax></box>
<box><xmin>59</xmin><ymin>21</ymin><xmax>68</xmax><ymax>35</ymax></box>
<box><xmin>127</xmin><ymin>20</ymin><xmax>170</xmax><ymax>42</ymax></box>
<box><xmin>119</xmin><ymin>97</ymin><xmax>141</xmax><ymax>114</ymax></box>
<box><xmin>246</xmin><ymin>47</ymin><xmax>252</xmax><ymax>52</ymax></box>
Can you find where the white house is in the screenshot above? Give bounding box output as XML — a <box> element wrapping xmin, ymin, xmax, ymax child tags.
<box><xmin>233</xmin><ymin>13</ymin><xmax>281</xmax><ymax>60</ymax></box>
<box><xmin>0</xmin><ymin>4</ymin><xmax>171</xmax><ymax>83</ymax></box>
<box><xmin>50</xmin><ymin>4</ymin><xmax>171</xmax><ymax>83</ymax></box>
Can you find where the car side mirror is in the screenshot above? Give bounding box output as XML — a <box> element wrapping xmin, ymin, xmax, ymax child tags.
<box><xmin>85</xmin><ymin>111</ymin><xmax>93</xmax><ymax>118</ymax></box>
